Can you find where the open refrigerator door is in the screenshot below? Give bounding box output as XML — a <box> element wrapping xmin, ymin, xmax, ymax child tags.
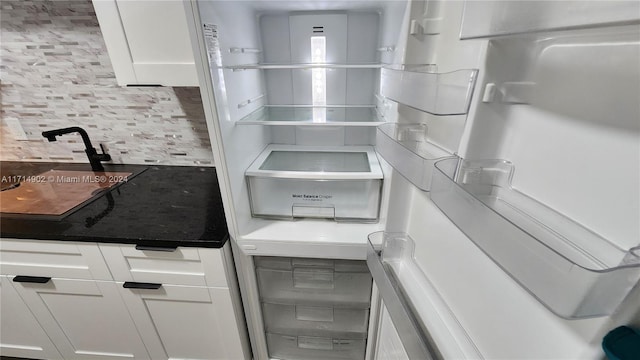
<box><xmin>372</xmin><ymin>1</ymin><xmax>640</xmax><ymax>359</ymax></box>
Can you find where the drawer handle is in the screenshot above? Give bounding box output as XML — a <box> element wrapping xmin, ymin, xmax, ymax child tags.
<box><xmin>13</xmin><ymin>276</ymin><xmax>51</xmax><ymax>284</ymax></box>
<box><xmin>135</xmin><ymin>244</ymin><xmax>177</xmax><ymax>252</ymax></box>
<box><xmin>293</xmin><ymin>268</ymin><xmax>335</xmax><ymax>289</ymax></box>
<box><xmin>123</xmin><ymin>282</ymin><xmax>162</xmax><ymax>290</ymax></box>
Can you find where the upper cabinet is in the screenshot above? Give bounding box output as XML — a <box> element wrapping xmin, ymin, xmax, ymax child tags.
<box><xmin>93</xmin><ymin>0</ymin><xmax>199</xmax><ymax>86</ymax></box>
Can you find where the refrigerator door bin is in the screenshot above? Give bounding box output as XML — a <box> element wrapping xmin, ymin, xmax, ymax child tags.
<box><xmin>379</xmin><ymin>68</ymin><xmax>478</xmax><ymax>116</ymax></box>
<box><xmin>430</xmin><ymin>157</ymin><xmax>640</xmax><ymax>318</ymax></box>
<box><xmin>245</xmin><ymin>145</ymin><xmax>383</xmax><ymax>221</ymax></box>
<box><xmin>262</xmin><ymin>303</ymin><xmax>369</xmax><ymax>339</ymax></box>
<box><xmin>266</xmin><ymin>333</ymin><xmax>366</xmax><ymax>360</ymax></box>
<box><xmin>256</xmin><ymin>267</ymin><xmax>373</xmax><ymax>308</ymax></box>
<box><xmin>236</xmin><ymin>106</ymin><xmax>384</xmax><ymax>126</ymax></box>
<box><xmin>375</xmin><ymin>123</ymin><xmax>452</xmax><ymax>191</ymax></box>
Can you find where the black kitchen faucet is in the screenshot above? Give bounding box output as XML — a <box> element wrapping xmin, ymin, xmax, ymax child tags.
<box><xmin>42</xmin><ymin>127</ymin><xmax>111</xmax><ymax>171</ymax></box>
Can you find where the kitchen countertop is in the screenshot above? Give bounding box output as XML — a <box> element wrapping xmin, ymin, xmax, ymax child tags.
<box><xmin>0</xmin><ymin>161</ymin><xmax>228</xmax><ymax>248</ymax></box>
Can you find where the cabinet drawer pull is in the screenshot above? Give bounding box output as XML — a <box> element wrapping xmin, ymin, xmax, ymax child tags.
<box><xmin>123</xmin><ymin>282</ymin><xmax>162</xmax><ymax>290</ymax></box>
<box><xmin>135</xmin><ymin>244</ymin><xmax>177</xmax><ymax>252</ymax></box>
<box><xmin>13</xmin><ymin>276</ymin><xmax>51</xmax><ymax>284</ymax></box>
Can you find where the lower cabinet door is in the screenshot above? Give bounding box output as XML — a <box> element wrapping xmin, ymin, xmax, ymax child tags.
<box><xmin>119</xmin><ymin>283</ymin><xmax>247</xmax><ymax>360</ymax></box>
<box><xmin>11</xmin><ymin>277</ymin><xmax>150</xmax><ymax>360</ymax></box>
<box><xmin>0</xmin><ymin>276</ymin><xmax>62</xmax><ymax>359</ymax></box>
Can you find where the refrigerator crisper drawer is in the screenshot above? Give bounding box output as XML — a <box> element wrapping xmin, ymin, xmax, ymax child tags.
<box><xmin>256</xmin><ymin>268</ymin><xmax>373</xmax><ymax>308</ymax></box>
<box><xmin>266</xmin><ymin>333</ymin><xmax>366</xmax><ymax>360</ymax></box>
<box><xmin>262</xmin><ymin>303</ymin><xmax>369</xmax><ymax>339</ymax></box>
<box><xmin>255</xmin><ymin>256</ymin><xmax>370</xmax><ymax>273</ymax></box>
<box><xmin>245</xmin><ymin>145</ymin><xmax>383</xmax><ymax>221</ymax></box>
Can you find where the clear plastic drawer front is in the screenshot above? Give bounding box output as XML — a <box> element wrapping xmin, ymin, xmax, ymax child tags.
<box><xmin>262</xmin><ymin>303</ymin><xmax>369</xmax><ymax>339</ymax></box>
<box><xmin>248</xmin><ymin>177</ymin><xmax>382</xmax><ymax>220</ymax></box>
<box><xmin>255</xmin><ymin>257</ymin><xmax>373</xmax><ymax>309</ymax></box>
<box><xmin>246</xmin><ymin>145</ymin><xmax>383</xmax><ymax>221</ymax></box>
<box><xmin>254</xmin><ymin>257</ymin><xmax>370</xmax><ymax>272</ymax></box>
<box><xmin>266</xmin><ymin>333</ymin><xmax>366</xmax><ymax>360</ymax></box>
<box><xmin>256</xmin><ymin>268</ymin><xmax>372</xmax><ymax>308</ymax></box>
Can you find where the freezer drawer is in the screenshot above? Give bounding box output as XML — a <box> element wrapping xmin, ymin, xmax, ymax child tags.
<box><xmin>256</xmin><ymin>267</ymin><xmax>372</xmax><ymax>308</ymax></box>
<box><xmin>266</xmin><ymin>333</ymin><xmax>365</xmax><ymax>360</ymax></box>
<box><xmin>254</xmin><ymin>256</ymin><xmax>369</xmax><ymax>273</ymax></box>
<box><xmin>245</xmin><ymin>145</ymin><xmax>383</xmax><ymax>221</ymax></box>
<box><xmin>262</xmin><ymin>303</ymin><xmax>369</xmax><ymax>339</ymax></box>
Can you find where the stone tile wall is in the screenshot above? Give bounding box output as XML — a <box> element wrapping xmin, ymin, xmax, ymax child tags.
<box><xmin>1</xmin><ymin>0</ymin><xmax>214</xmax><ymax>166</ymax></box>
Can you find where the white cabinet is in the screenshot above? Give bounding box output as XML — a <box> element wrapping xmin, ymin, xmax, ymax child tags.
<box><xmin>0</xmin><ymin>239</ymin><xmax>112</xmax><ymax>280</ymax></box>
<box><xmin>99</xmin><ymin>244</ymin><xmax>229</xmax><ymax>287</ymax></box>
<box><xmin>103</xmin><ymin>243</ymin><xmax>250</xmax><ymax>360</ymax></box>
<box><xmin>0</xmin><ymin>239</ymin><xmax>249</xmax><ymax>360</ymax></box>
<box><xmin>119</xmin><ymin>283</ymin><xmax>247</xmax><ymax>360</ymax></box>
<box><xmin>0</xmin><ymin>276</ymin><xmax>63</xmax><ymax>359</ymax></box>
<box><xmin>11</xmin><ymin>278</ymin><xmax>150</xmax><ymax>360</ymax></box>
<box><xmin>92</xmin><ymin>0</ymin><xmax>198</xmax><ymax>86</ymax></box>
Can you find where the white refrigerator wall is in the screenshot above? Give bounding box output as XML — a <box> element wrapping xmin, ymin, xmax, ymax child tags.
<box><xmin>262</xmin><ymin>11</ymin><xmax>380</xmax><ymax>147</ymax></box>
<box><xmin>196</xmin><ymin>1</ymin><xmax>270</xmax><ymax>238</ymax></box>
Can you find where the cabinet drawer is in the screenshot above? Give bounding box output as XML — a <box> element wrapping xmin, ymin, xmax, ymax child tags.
<box><xmin>263</xmin><ymin>302</ymin><xmax>369</xmax><ymax>339</ymax></box>
<box><xmin>99</xmin><ymin>244</ymin><xmax>229</xmax><ymax>287</ymax></box>
<box><xmin>266</xmin><ymin>333</ymin><xmax>365</xmax><ymax>360</ymax></box>
<box><xmin>256</xmin><ymin>268</ymin><xmax>372</xmax><ymax>308</ymax></box>
<box><xmin>0</xmin><ymin>239</ymin><xmax>111</xmax><ymax>280</ymax></box>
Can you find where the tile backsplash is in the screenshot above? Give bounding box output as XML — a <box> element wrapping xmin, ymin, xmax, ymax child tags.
<box><xmin>0</xmin><ymin>0</ymin><xmax>214</xmax><ymax>166</ymax></box>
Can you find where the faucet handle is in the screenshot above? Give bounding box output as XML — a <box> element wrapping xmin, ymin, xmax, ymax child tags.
<box><xmin>97</xmin><ymin>143</ymin><xmax>112</xmax><ymax>161</ymax></box>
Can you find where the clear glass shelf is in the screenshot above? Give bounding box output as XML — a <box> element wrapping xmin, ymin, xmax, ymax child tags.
<box><xmin>236</xmin><ymin>106</ymin><xmax>384</xmax><ymax>126</ymax></box>
<box><xmin>430</xmin><ymin>157</ymin><xmax>640</xmax><ymax>318</ymax></box>
<box><xmin>379</xmin><ymin>68</ymin><xmax>478</xmax><ymax>116</ymax></box>
<box><xmin>224</xmin><ymin>63</ymin><xmax>383</xmax><ymax>71</ymax></box>
<box><xmin>375</xmin><ymin>123</ymin><xmax>452</xmax><ymax>191</ymax></box>
<box><xmin>460</xmin><ymin>1</ymin><xmax>640</xmax><ymax>40</ymax></box>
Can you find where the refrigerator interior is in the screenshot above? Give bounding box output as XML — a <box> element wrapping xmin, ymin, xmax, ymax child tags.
<box><xmin>194</xmin><ymin>1</ymin><xmax>417</xmax><ymax>256</ymax></box>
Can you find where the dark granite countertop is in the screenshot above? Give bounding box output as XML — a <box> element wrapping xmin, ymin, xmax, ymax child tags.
<box><xmin>0</xmin><ymin>162</ymin><xmax>228</xmax><ymax>248</ymax></box>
